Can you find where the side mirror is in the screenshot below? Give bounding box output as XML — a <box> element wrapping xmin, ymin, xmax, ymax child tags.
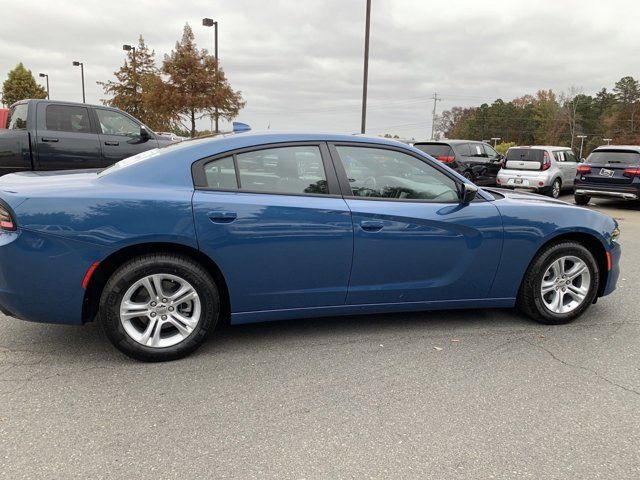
<box><xmin>460</xmin><ymin>183</ymin><xmax>478</xmax><ymax>204</ymax></box>
<box><xmin>140</xmin><ymin>126</ymin><xmax>151</xmax><ymax>141</ymax></box>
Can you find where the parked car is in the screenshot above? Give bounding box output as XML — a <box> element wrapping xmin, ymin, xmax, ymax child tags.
<box><xmin>497</xmin><ymin>146</ymin><xmax>579</xmax><ymax>198</ymax></box>
<box><xmin>0</xmin><ymin>133</ymin><xmax>620</xmax><ymax>361</ymax></box>
<box><xmin>574</xmin><ymin>145</ymin><xmax>640</xmax><ymax>205</ymax></box>
<box><xmin>413</xmin><ymin>140</ymin><xmax>502</xmax><ymax>185</ymax></box>
<box><xmin>0</xmin><ymin>99</ymin><xmax>176</xmax><ymax>175</ymax></box>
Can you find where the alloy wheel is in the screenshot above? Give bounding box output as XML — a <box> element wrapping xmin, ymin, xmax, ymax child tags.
<box><xmin>119</xmin><ymin>273</ymin><xmax>201</xmax><ymax>348</ymax></box>
<box><xmin>540</xmin><ymin>255</ymin><xmax>591</xmax><ymax>314</ymax></box>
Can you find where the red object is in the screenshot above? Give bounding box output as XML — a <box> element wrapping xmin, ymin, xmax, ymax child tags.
<box><xmin>436</xmin><ymin>156</ymin><xmax>455</xmax><ymax>164</ymax></box>
<box><xmin>577</xmin><ymin>165</ymin><xmax>592</xmax><ymax>174</ymax></box>
<box><xmin>538</xmin><ymin>181</ymin><xmax>544</xmax><ymax>186</ymax></box>
<box><xmin>541</xmin><ymin>151</ymin><xmax>551</xmax><ymax>171</ymax></box>
<box><xmin>81</xmin><ymin>262</ymin><xmax>100</xmax><ymax>289</ymax></box>
<box><xmin>496</xmin><ymin>178</ymin><xmax>501</xmax><ymax>184</ymax></box>
<box><xmin>606</xmin><ymin>252</ymin><xmax>612</xmax><ymax>271</ymax></box>
<box><xmin>623</xmin><ymin>167</ymin><xmax>640</xmax><ymax>177</ymax></box>
<box><xmin>0</xmin><ymin>108</ymin><xmax>8</xmax><ymax>129</ymax></box>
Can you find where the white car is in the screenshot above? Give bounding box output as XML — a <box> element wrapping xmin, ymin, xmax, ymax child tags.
<box><xmin>496</xmin><ymin>146</ymin><xmax>579</xmax><ymax>198</ymax></box>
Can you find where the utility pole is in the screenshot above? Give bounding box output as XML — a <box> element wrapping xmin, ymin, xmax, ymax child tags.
<box><xmin>38</xmin><ymin>73</ymin><xmax>49</xmax><ymax>99</ymax></box>
<box><xmin>360</xmin><ymin>0</ymin><xmax>372</xmax><ymax>134</ymax></box>
<box><xmin>603</xmin><ymin>137</ymin><xmax>612</xmax><ymax>145</ymax></box>
<box><xmin>203</xmin><ymin>18</ymin><xmax>219</xmax><ymax>133</ymax></box>
<box><xmin>430</xmin><ymin>92</ymin><xmax>441</xmax><ymax>140</ymax></box>
<box><xmin>491</xmin><ymin>137</ymin><xmax>501</xmax><ymax>148</ymax></box>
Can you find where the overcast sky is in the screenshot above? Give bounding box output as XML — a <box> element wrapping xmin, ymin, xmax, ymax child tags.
<box><xmin>1</xmin><ymin>0</ymin><xmax>639</xmax><ymax>139</ymax></box>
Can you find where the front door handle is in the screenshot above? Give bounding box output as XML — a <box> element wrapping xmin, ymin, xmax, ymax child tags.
<box><xmin>208</xmin><ymin>211</ymin><xmax>237</xmax><ymax>224</ymax></box>
<box><xmin>360</xmin><ymin>220</ymin><xmax>384</xmax><ymax>232</ymax></box>
<box><xmin>41</xmin><ymin>137</ymin><xmax>59</xmax><ymax>143</ymax></box>
<box><xmin>104</xmin><ymin>141</ymin><xmax>120</xmax><ymax>146</ymax></box>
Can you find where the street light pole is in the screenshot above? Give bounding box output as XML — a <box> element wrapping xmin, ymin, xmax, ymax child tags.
<box><xmin>491</xmin><ymin>137</ymin><xmax>501</xmax><ymax>148</ymax></box>
<box><xmin>122</xmin><ymin>45</ymin><xmax>138</xmax><ymax>114</ymax></box>
<box><xmin>360</xmin><ymin>0</ymin><xmax>372</xmax><ymax>134</ymax></box>
<box><xmin>72</xmin><ymin>61</ymin><xmax>85</xmax><ymax>103</ymax></box>
<box><xmin>603</xmin><ymin>138</ymin><xmax>612</xmax><ymax>145</ymax></box>
<box><xmin>38</xmin><ymin>73</ymin><xmax>49</xmax><ymax>99</ymax></box>
<box><xmin>202</xmin><ymin>18</ymin><xmax>219</xmax><ymax>133</ymax></box>
<box><xmin>577</xmin><ymin>135</ymin><xmax>587</xmax><ymax>159</ymax></box>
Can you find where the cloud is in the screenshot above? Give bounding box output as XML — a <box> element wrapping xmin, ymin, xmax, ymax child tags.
<box><xmin>1</xmin><ymin>0</ymin><xmax>638</xmax><ymax>139</ymax></box>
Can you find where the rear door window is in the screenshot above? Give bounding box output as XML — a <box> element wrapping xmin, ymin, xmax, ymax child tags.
<box><xmin>454</xmin><ymin>143</ymin><xmax>471</xmax><ymax>156</ymax></box>
<box><xmin>45</xmin><ymin>105</ymin><xmax>92</xmax><ymax>133</ymax></box>
<box><xmin>587</xmin><ymin>150</ymin><xmax>640</xmax><ymax>166</ymax></box>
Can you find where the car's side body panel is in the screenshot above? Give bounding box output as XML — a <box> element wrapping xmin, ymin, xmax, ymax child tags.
<box><xmin>193</xmin><ymin>190</ymin><xmax>354</xmax><ymax>312</ymax></box>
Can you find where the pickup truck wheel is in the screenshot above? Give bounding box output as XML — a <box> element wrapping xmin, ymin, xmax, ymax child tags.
<box><xmin>99</xmin><ymin>254</ymin><xmax>219</xmax><ymax>362</ymax></box>
<box><xmin>517</xmin><ymin>241</ymin><xmax>599</xmax><ymax>325</ymax></box>
<box><xmin>574</xmin><ymin>194</ymin><xmax>591</xmax><ymax>206</ymax></box>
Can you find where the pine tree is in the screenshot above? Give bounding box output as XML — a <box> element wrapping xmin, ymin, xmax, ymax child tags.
<box><xmin>1</xmin><ymin>63</ymin><xmax>47</xmax><ymax>106</ymax></box>
<box><xmin>162</xmin><ymin>24</ymin><xmax>245</xmax><ymax>137</ymax></box>
<box><xmin>98</xmin><ymin>36</ymin><xmax>172</xmax><ymax>130</ymax></box>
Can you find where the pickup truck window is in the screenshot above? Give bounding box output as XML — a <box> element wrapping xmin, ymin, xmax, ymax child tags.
<box><xmin>45</xmin><ymin>105</ymin><xmax>92</xmax><ymax>134</ymax></box>
<box><xmin>8</xmin><ymin>104</ymin><xmax>28</xmax><ymax>130</ymax></box>
<box><xmin>96</xmin><ymin>109</ymin><xmax>140</xmax><ymax>137</ymax></box>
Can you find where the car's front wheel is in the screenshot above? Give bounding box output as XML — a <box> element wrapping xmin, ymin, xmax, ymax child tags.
<box><xmin>517</xmin><ymin>241</ymin><xmax>599</xmax><ymax>324</ymax></box>
<box><xmin>99</xmin><ymin>254</ymin><xmax>219</xmax><ymax>361</ymax></box>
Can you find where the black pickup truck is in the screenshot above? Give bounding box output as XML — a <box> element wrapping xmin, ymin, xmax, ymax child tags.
<box><xmin>0</xmin><ymin>99</ymin><xmax>176</xmax><ymax>175</ymax></box>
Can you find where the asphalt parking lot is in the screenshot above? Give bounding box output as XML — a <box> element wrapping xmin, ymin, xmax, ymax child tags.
<box><xmin>0</xmin><ymin>194</ymin><xmax>638</xmax><ymax>479</ymax></box>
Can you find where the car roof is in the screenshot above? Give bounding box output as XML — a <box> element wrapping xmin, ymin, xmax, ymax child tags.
<box><xmin>414</xmin><ymin>139</ymin><xmax>486</xmax><ymax>145</ymax></box>
<box><xmin>509</xmin><ymin>145</ymin><xmax>572</xmax><ymax>150</ymax></box>
<box><xmin>592</xmin><ymin>145</ymin><xmax>640</xmax><ymax>153</ymax></box>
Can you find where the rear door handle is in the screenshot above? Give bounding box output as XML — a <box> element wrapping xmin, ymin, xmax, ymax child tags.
<box><xmin>104</xmin><ymin>141</ymin><xmax>120</xmax><ymax>146</ymax></box>
<box><xmin>360</xmin><ymin>220</ymin><xmax>384</xmax><ymax>232</ymax></box>
<box><xmin>41</xmin><ymin>137</ymin><xmax>59</xmax><ymax>143</ymax></box>
<box><xmin>208</xmin><ymin>211</ymin><xmax>237</xmax><ymax>223</ymax></box>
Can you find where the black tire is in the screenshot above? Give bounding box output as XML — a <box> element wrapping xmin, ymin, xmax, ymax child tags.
<box><xmin>574</xmin><ymin>194</ymin><xmax>591</xmax><ymax>206</ymax></box>
<box><xmin>463</xmin><ymin>171</ymin><xmax>474</xmax><ymax>181</ymax></box>
<box><xmin>548</xmin><ymin>178</ymin><xmax>562</xmax><ymax>198</ymax></box>
<box><xmin>99</xmin><ymin>254</ymin><xmax>219</xmax><ymax>362</ymax></box>
<box><xmin>517</xmin><ymin>241</ymin><xmax>599</xmax><ymax>325</ymax></box>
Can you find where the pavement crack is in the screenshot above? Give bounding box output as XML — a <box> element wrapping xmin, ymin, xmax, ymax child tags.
<box><xmin>524</xmin><ymin>339</ymin><xmax>640</xmax><ymax>398</ymax></box>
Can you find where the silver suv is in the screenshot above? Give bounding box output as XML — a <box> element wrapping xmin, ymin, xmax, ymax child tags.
<box><xmin>496</xmin><ymin>146</ymin><xmax>579</xmax><ymax>198</ymax></box>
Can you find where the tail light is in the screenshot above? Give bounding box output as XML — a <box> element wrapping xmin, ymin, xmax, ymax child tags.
<box><xmin>436</xmin><ymin>156</ymin><xmax>455</xmax><ymax>164</ymax></box>
<box><xmin>623</xmin><ymin>167</ymin><xmax>640</xmax><ymax>177</ymax></box>
<box><xmin>577</xmin><ymin>165</ymin><xmax>592</xmax><ymax>174</ymax></box>
<box><xmin>0</xmin><ymin>204</ymin><xmax>16</xmax><ymax>231</ymax></box>
<box><xmin>541</xmin><ymin>152</ymin><xmax>551</xmax><ymax>171</ymax></box>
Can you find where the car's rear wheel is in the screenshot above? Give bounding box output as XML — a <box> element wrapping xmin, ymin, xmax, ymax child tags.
<box><xmin>517</xmin><ymin>241</ymin><xmax>599</xmax><ymax>324</ymax></box>
<box><xmin>549</xmin><ymin>178</ymin><xmax>562</xmax><ymax>198</ymax></box>
<box><xmin>99</xmin><ymin>254</ymin><xmax>219</xmax><ymax>361</ymax></box>
<box><xmin>574</xmin><ymin>194</ymin><xmax>591</xmax><ymax>206</ymax></box>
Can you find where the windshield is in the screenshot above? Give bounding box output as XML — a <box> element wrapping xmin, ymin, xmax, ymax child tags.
<box><xmin>587</xmin><ymin>150</ymin><xmax>640</xmax><ymax>166</ymax></box>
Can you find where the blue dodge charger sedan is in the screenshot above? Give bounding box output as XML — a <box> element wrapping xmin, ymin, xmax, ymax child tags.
<box><xmin>0</xmin><ymin>133</ymin><xmax>621</xmax><ymax>361</ymax></box>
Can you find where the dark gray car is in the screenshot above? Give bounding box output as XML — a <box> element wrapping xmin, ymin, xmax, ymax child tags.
<box><xmin>0</xmin><ymin>99</ymin><xmax>175</xmax><ymax>175</ymax></box>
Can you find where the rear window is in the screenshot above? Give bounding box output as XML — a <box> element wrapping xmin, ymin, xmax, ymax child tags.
<box><xmin>45</xmin><ymin>105</ymin><xmax>92</xmax><ymax>134</ymax></box>
<box><xmin>587</xmin><ymin>150</ymin><xmax>640</xmax><ymax>166</ymax></box>
<box><xmin>414</xmin><ymin>144</ymin><xmax>454</xmax><ymax>158</ymax></box>
<box><xmin>8</xmin><ymin>103</ymin><xmax>28</xmax><ymax>130</ymax></box>
<box><xmin>506</xmin><ymin>148</ymin><xmax>545</xmax><ymax>162</ymax></box>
